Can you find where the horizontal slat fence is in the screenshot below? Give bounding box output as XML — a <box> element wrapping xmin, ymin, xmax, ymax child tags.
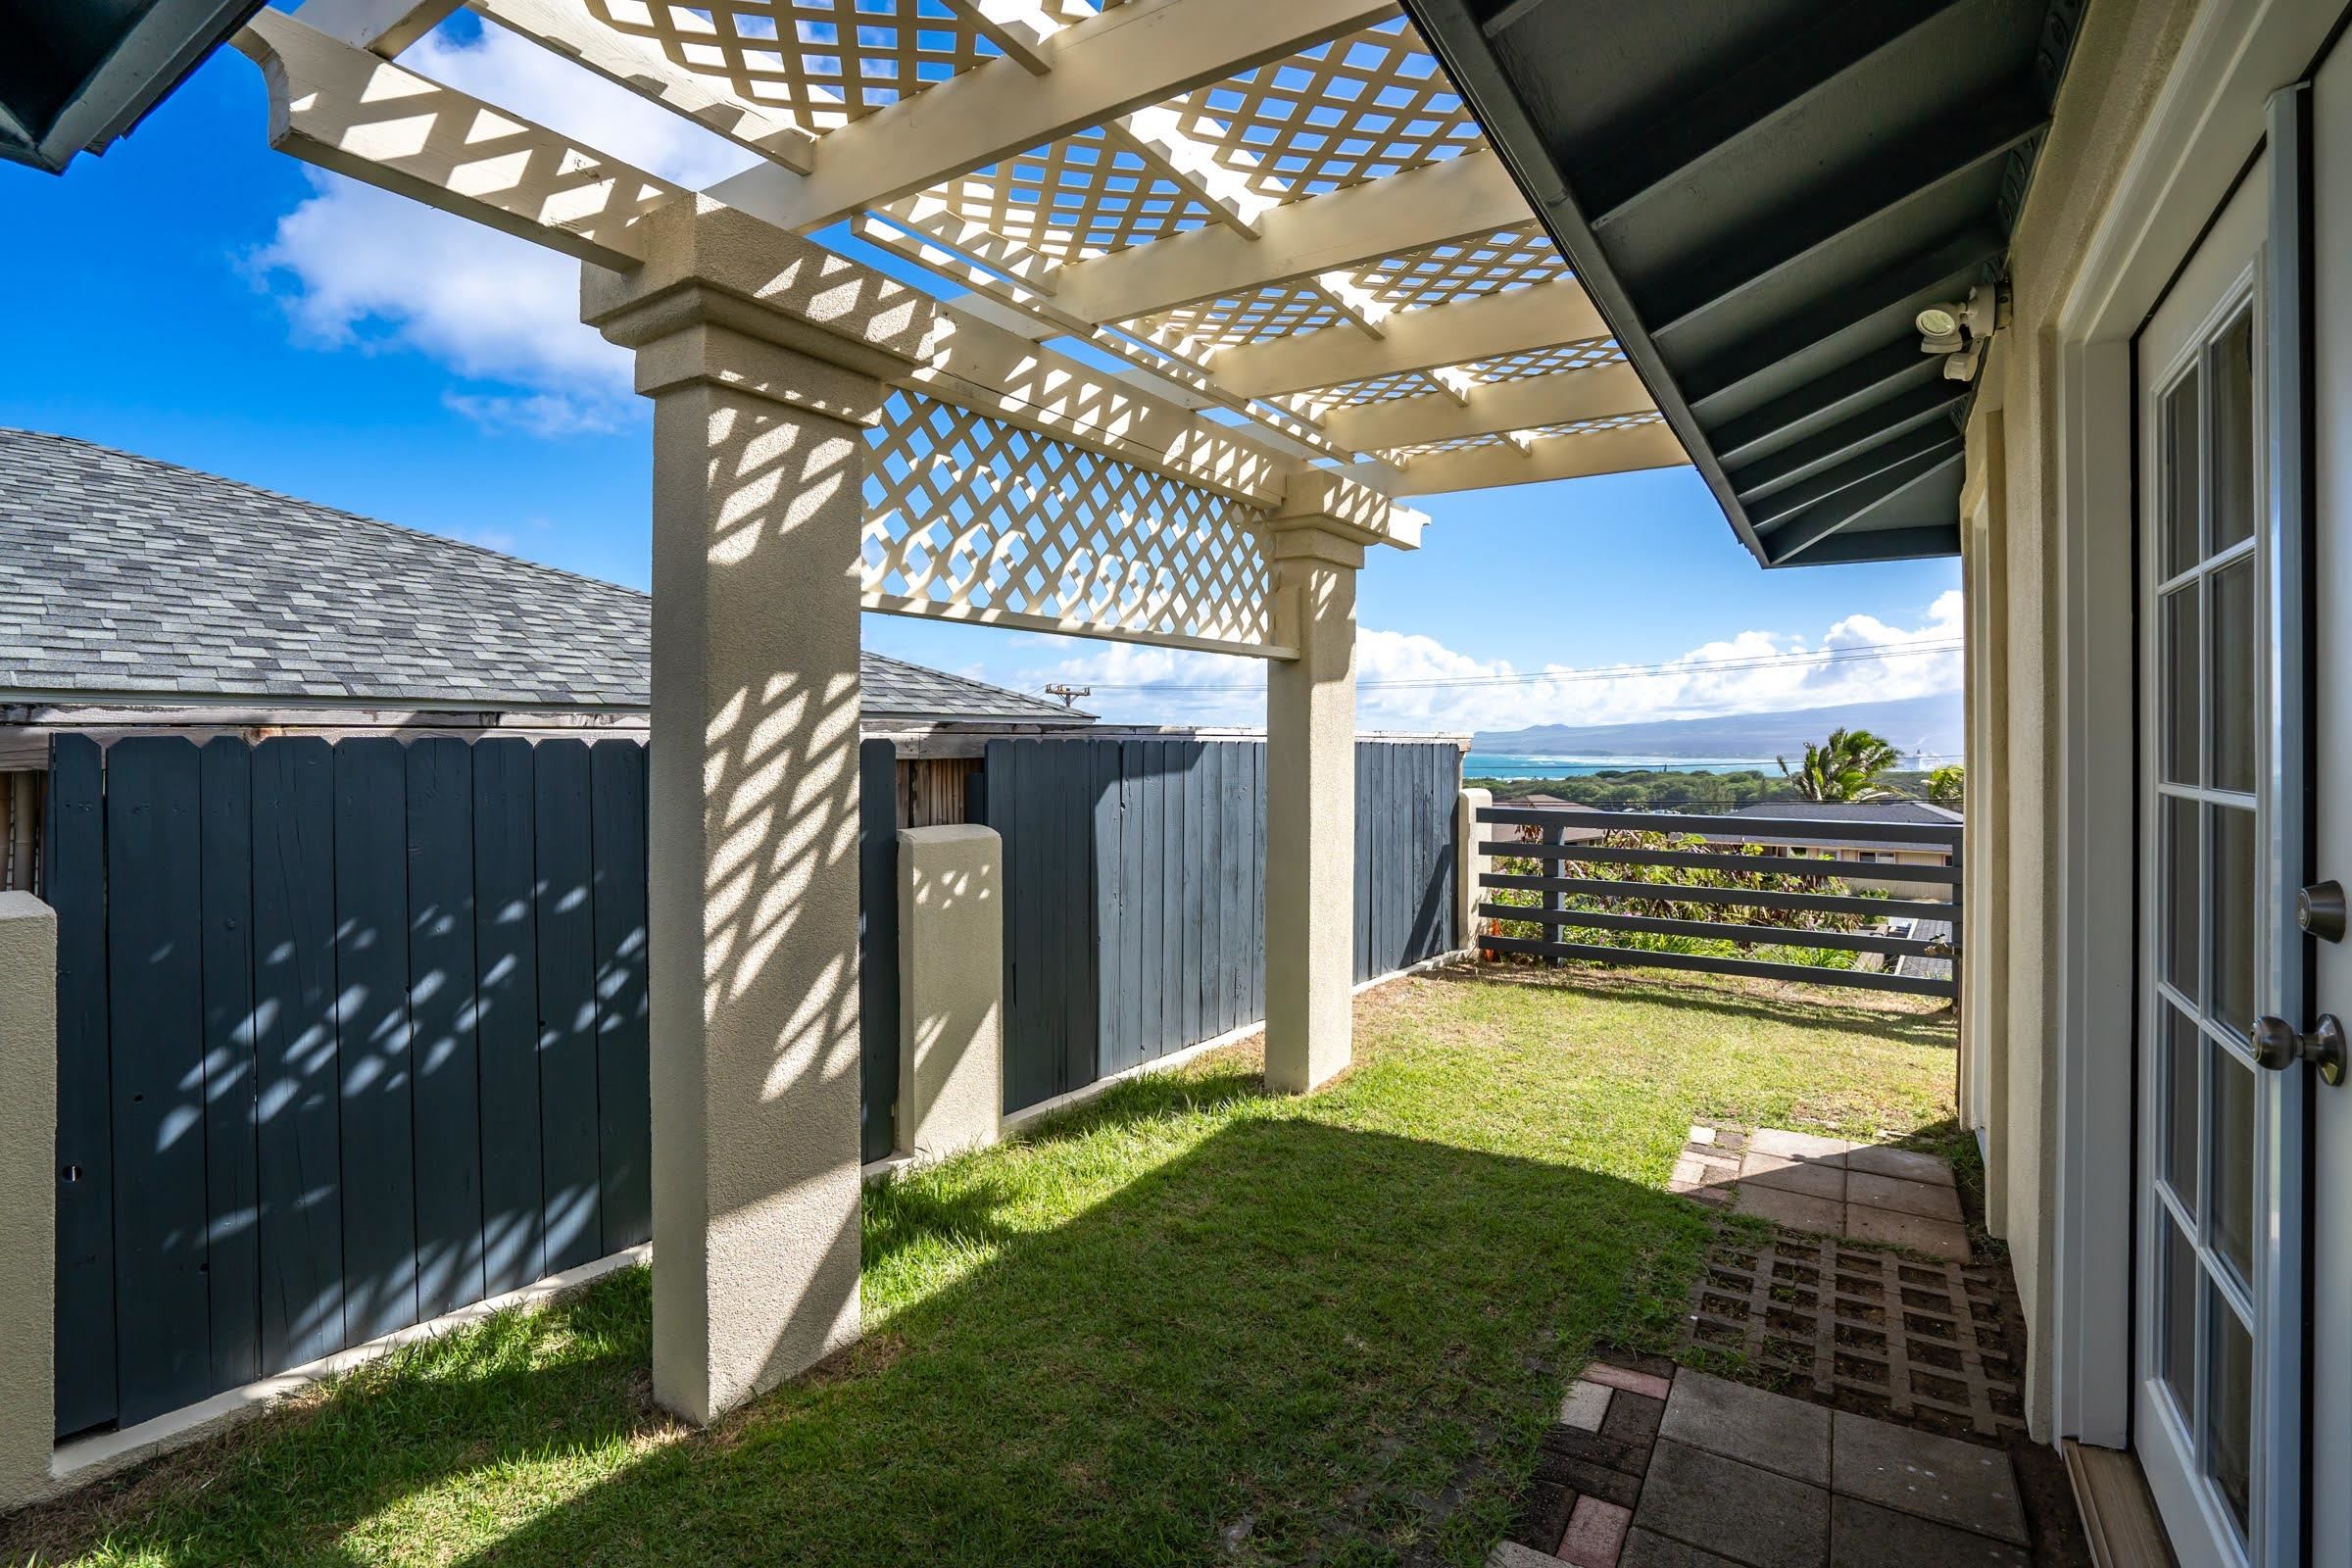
<box><xmin>46</xmin><ymin>732</ymin><xmax>655</xmax><ymax>1438</ymax></box>
<box><xmin>982</xmin><ymin>738</ymin><xmax>1458</xmax><ymax>1114</ymax></box>
<box><xmin>1474</xmin><ymin>806</ymin><xmax>1961</xmax><ymax>1000</ymax></box>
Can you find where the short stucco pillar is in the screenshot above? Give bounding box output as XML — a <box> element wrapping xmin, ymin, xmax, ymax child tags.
<box><xmin>1262</xmin><ymin>509</ymin><xmax>1363</xmax><ymax>1095</ymax></box>
<box><xmin>583</xmin><ymin>197</ymin><xmax>942</xmax><ymax>1425</ymax></box>
<box><xmin>1456</xmin><ymin>787</ymin><xmax>1492</xmax><ymax>954</ymax></box>
<box><xmin>895</xmin><ymin>825</ymin><xmax>1004</xmax><ymax>1162</ymax></box>
<box><xmin>0</xmin><ymin>894</ymin><xmax>57</xmax><ymax>1511</ymax></box>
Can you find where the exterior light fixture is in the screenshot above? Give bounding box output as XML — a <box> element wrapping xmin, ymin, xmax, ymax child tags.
<box><xmin>1917</xmin><ymin>285</ymin><xmax>2006</xmax><ymax>379</ymax></box>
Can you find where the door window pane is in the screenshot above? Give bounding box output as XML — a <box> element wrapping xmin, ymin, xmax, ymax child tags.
<box><xmin>2207</xmin><ymin>1292</ymin><xmax>2253</xmax><ymax>1540</ymax></box>
<box><xmin>2211</xmin><ymin>1051</ymin><xmax>2255</xmax><ymax>1286</ymax></box>
<box><xmin>2164</xmin><ymin>1004</ymin><xmax>2201</xmax><ymax>1207</ymax></box>
<box><xmin>2165</xmin><ymin>796</ymin><xmax>2199</xmax><ymax>999</ymax></box>
<box><xmin>2166</xmin><ymin>586</ymin><xmax>2202</xmax><ymax>784</ymax></box>
<box><xmin>2164</xmin><ymin>369</ymin><xmax>2204</xmax><ymax>577</ymax></box>
<box><xmin>2162</xmin><ymin>1214</ymin><xmax>2199</xmax><ymax>1429</ymax></box>
<box><xmin>2213</xmin><ymin>310</ymin><xmax>2256</xmax><ymax>553</ymax></box>
<box><xmin>2212</xmin><ymin>559</ymin><xmax>2255</xmax><ymax>793</ymax></box>
<box><xmin>2212</xmin><ymin>805</ymin><xmax>2255</xmax><ymax>1037</ymax></box>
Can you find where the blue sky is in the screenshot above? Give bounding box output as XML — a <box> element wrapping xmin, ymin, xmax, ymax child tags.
<box><xmin>1</xmin><ymin>10</ymin><xmax>1962</xmax><ymax>735</ymax></box>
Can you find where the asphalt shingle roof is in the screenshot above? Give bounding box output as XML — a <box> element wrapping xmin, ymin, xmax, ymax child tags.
<box><xmin>0</xmin><ymin>429</ymin><xmax>1091</xmax><ymax>725</ymax></box>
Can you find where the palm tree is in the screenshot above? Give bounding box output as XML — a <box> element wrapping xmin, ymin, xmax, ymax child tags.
<box><xmin>1776</xmin><ymin>727</ymin><xmax>1903</xmax><ymax>803</ymax></box>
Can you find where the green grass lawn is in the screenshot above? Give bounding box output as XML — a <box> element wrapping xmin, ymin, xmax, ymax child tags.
<box><xmin>9</xmin><ymin>965</ymin><xmax>1958</xmax><ymax>1568</ymax></box>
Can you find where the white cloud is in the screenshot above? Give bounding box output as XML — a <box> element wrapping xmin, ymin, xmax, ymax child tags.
<box><xmin>246</xmin><ymin>19</ymin><xmax>758</xmax><ymax>431</ymax></box>
<box><xmin>1006</xmin><ymin>592</ymin><xmax>1965</xmax><ymax>734</ymax></box>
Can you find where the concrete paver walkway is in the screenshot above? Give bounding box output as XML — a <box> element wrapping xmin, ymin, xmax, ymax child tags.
<box><xmin>1667</xmin><ymin>1126</ymin><xmax>1971</xmax><ymax>1261</ymax></box>
<box><xmin>1494</xmin><ymin>1356</ymin><xmax>2033</xmax><ymax>1568</ymax></box>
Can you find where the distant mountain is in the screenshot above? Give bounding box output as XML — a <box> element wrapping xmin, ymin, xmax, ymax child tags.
<box><xmin>1472</xmin><ymin>695</ymin><xmax>1962</xmax><ymax>763</ymax></box>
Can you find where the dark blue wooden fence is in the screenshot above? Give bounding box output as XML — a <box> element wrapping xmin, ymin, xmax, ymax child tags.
<box><xmin>49</xmin><ymin>729</ymin><xmax>1455</xmax><ymax>1433</ymax></box>
<box><xmin>47</xmin><ymin>732</ymin><xmax>654</xmax><ymax>1438</ymax></box>
<box><xmin>981</xmin><ymin>737</ymin><xmax>1460</xmax><ymax>1114</ymax></box>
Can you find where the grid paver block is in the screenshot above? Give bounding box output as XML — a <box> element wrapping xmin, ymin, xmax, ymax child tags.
<box><xmin>1679</xmin><ymin>1231</ymin><xmax>2023</xmax><ymax>1439</ymax></box>
<box><xmin>1492</xmin><ymin>1542</ymin><xmax>1568</xmax><ymax>1568</ymax></box>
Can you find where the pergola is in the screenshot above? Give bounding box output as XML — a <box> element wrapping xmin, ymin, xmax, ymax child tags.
<box><xmin>231</xmin><ymin>0</ymin><xmax>1691</xmax><ymax>1426</ymax></box>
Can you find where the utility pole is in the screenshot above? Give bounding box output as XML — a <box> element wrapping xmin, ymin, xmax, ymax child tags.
<box><xmin>1045</xmin><ymin>683</ymin><xmax>1092</xmax><ymax>710</ymax></box>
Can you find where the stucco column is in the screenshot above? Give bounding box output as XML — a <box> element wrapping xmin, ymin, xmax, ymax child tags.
<box><xmin>584</xmin><ymin>198</ymin><xmax>941</xmax><ymax>1425</ymax></box>
<box><xmin>896</xmin><ymin>824</ymin><xmax>1004</xmax><ymax>1162</ymax></box>
<box><xmin>0</xmin><ymin>894</ymin><xmax>57</xmax><ymax>1511</ymax></box>
<box><xmin>1262</xmin><ymin>515</ymin><xmax>1362</xmax><ymax>1094</ymax></box>
<box><xmin>1456</xmin><ymin>787</ymin><xmax>1492</xmax><ymax>955</ymax></box>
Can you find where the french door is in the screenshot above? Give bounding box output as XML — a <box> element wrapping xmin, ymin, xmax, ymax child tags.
<box><xmin>2134</xmin><ymin>150</ymin><xmax>2300</xmax><ymax>1568</ymax></box>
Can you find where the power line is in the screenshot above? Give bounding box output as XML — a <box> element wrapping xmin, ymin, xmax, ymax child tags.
<box><xmin>1074</xmin><ymin>638</ymin><xmax>1962</xmax><ymax>693</ymax></box>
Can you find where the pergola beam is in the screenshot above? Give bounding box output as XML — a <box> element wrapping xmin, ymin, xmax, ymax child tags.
<box><xmin>291</xmin><ymin>0</ymin><xmax>464</xmax><ymax>55</ymax></box>
<box><xmin>1379</xmin><ymin>418</ymin><xmax>1686</xmax><ymax>495</ymax></box>
<box><xmin>235</xmin><ymin>9</ymin><xmax>679</xmax><ymax>270</ymax></box>
<box><xmin>708</xmin><ymin>0</ymin><xmax>1394</xmax><ymax>232</ymax></box>
<box><xmin>1055</xmin><ymin>148</ymin><xmax>1529</xmax><ymax>325</ymax></box>
<box><xmin>1319</xmin><ymin>361</ymin><xmax>1652</xmax><ymax>451</ymax></box>
<box><xmin>1207</xmin><ymin>277</ymin><xmax>1608</xmax><ymax>397</ymax></box>
<box><xmin>471</xmin><ymin>0</ymin><xmax>818</xmax><ymax>172</ymax></box>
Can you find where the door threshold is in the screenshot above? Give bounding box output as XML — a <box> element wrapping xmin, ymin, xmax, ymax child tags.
<box><xmin>2063</xmin><ymin>1439</ymin><xmax>2179</xmax><ymax>1568</ymax></box>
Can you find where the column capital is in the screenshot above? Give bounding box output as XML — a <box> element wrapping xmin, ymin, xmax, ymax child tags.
<box><xmin>583</xmin><ymin>194</ymin><xmax>945</xmax><ymax>421</ymax></box>
<box><xmin>1272</xmin><ymin>470</ymin><xmax>1427</xmax><ymax>551</ymax></box>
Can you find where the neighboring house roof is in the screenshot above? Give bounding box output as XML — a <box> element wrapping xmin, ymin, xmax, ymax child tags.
<box><xmin>0</xmin><ymin>429</ymin><xmax>1092</xmax><ymax>726</ymax></box>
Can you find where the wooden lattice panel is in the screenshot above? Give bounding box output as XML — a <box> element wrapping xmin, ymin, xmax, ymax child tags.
<box><xmin>1354</xmin><ymin>226</ymin><xmax>1571</xmax><ymax>312</ymax></box>
<box><xmin>861</xmin><ymin>391</ymin><xmax>1279</xmax><ymax>654</ymax></box>
<box><xmin>934</xmin><ymin>123</ymin><xmax>1216</xmax><ymax>262</ymax></box>
<box><xmin>1466</xmin><ymin>336</ymin><xmax>1626</xmax><ymax>384</ymax></box>
<box><xmin>1146</xmin><ymin>280</ymin><xmax>1350</xmax><ymax>354</ymax></box>
<box><xmin>1157</xmin><ymin>20</ymin><xmax>1481</xmax><ymax>202</ymax></box>
<box><xmin>1297</xmin><ymin>368</ymin><xmax>1439</xmax><ymax>409</ymax></box>
<box><xmin>585</xmin><ymin>0</ymin><xmax>1029</xmax><ymax>131</ymax></box>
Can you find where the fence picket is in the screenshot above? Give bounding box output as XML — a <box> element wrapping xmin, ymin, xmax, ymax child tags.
<box><xmin>48</xmin><ymin>733</ymin><xmax>115</xmax><ymax>1437</ymax></box>
<box><xmin>250</xmin><ymin>737</ymin><xmax>344</xmax><ymax>1374</ymax></box>
<box><xmin>198</xmin><ymin>736</ymin><xmax>261</xmax><ymax>1392</ymax></box>
<box><xmin>532</xmin><ymin>740</ymin><xmax>601</xmax><ymax>1275</ymax></box>
<box><xmin>407</xmin><ymin>737</ymin><xmax>483</xmax><ymax>1319</ymax></box>
<box><xmin>106</xmin><ymin>738</ymin><xmax>212</xmax><ymax>1424</ymax></box>
<box><xmin>471</xmin><ymin>737</ymin><xmax>544</xmax><ymax>1296</ymax></box>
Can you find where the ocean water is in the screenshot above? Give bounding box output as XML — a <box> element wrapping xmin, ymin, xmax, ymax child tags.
<box><xmin>1463</xmin><ymin>755</ymin><xmax>1784</xmax><ymax>779</ymax></box>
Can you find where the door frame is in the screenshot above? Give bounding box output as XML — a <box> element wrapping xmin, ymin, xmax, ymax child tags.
<box><xmin>2046</xmin><ymin>0</ymin><xmax>2340</xmax><ymax>1541</ymax></box>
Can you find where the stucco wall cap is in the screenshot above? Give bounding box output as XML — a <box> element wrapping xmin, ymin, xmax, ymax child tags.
<box><xmin>583</xmin><ymin>195</ymin><xmax>944</xmax><ymax>373</ymax></box>
<box><xmin>1272</xmin><ymin>469</ymin><xmax>1427</xmax><ymax>550</ymax></box>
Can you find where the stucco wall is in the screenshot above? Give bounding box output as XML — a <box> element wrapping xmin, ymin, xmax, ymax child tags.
<box><xmin>1963</xmin><ymin>0</ymin><xmax>2199</xmax><ymax>1439</ymax></box>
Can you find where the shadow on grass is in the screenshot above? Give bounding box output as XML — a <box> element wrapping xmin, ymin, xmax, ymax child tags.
<box><xmin>14</xmin><ymin>1111</ymin><xmax>1709</xmax><ymax>1568</ymax></box>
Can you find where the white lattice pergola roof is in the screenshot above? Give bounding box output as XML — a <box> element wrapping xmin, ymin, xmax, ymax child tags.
<box><xmin>253</xmin><ymin>0</ymin><xmax>1689</xmax><ymax>496</ymax></box>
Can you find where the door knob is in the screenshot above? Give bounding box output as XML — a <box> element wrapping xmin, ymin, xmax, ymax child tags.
<box><xmin>2251</xmin><ymin>1014</ymin><xmax>2347</xmax><ymax>1086</ymax></box>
